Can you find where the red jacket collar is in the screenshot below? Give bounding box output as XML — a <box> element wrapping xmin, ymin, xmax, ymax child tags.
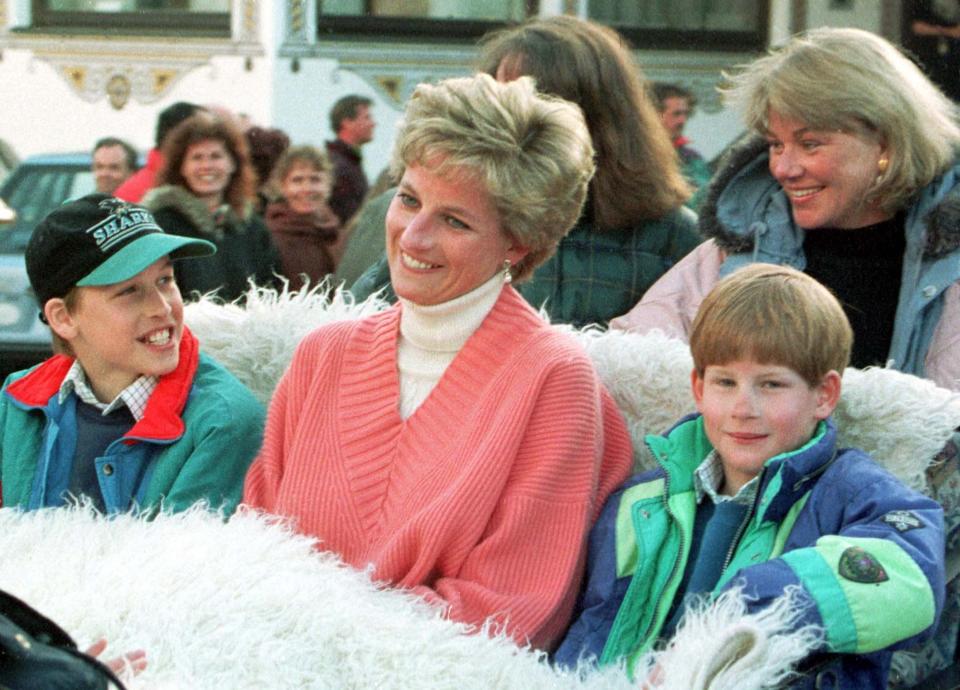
<box><xmin>5</xmin><ymin>327</ymin><xmax>200</xmax><ymax>443</ymax></box>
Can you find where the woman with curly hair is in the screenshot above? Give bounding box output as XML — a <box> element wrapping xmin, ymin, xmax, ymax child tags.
<box><xmin>143</xmin><ymin>113</ymin><xmax>279</xmax><ymax>302</ymax></box>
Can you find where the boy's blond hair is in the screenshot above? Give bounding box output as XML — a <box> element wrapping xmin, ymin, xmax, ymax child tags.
<box><xmin>690</xmin><ymin>264</ymin><xmax>852</xmax><ymax>386</ymax></box>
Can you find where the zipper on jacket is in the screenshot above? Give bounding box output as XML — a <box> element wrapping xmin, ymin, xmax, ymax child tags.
<box><xmin>629</xmin><ymin>441</ymin><xmax>686</xmax><ymax>659</ymax></box>
<box><xmin>720</xmin><ymin>466</ymin><xmax>767</xmax><ymax>573</ymax></box>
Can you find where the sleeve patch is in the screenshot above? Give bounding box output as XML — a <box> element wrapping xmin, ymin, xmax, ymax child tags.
<box><xmin>838</xmin><ymin>546</ymin><xmax>889</xmax><ymax>584</ymax></box>
<box><xmin>881</xmin><ymin>510</ymin><xmax>923</xmax><ymax>533</ymax></box>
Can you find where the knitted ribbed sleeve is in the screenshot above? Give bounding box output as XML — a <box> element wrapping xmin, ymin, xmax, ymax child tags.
<box><xmin>243</xmin><ymin>286</ymin><xmax>633</xmax><ymax>648</ymax></box>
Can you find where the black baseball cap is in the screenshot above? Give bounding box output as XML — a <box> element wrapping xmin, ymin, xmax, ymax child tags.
<box><xmin>26</xmin><ymin>193</ymin><xmax>215</xmax><ymax>307</ymax></box>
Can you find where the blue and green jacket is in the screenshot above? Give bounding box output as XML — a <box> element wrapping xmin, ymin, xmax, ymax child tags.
<box><xmin>0</xmin><ymin>328</ymin><xmax>265</xmax><ymax>515</ymax></box>
<box><xmin>556</xmin><ymin>414</ymin><xmax>945</xmax><ymax>688</ymax></box>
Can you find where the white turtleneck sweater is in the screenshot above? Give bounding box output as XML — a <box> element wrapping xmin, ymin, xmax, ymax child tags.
<box><xmin>397</xmin><ymin>272</ymin><xmax>505</xmax><ymax>419</ymax></box>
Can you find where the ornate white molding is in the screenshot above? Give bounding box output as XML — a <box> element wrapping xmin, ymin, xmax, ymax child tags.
<box><xmin>297</xmin><ymin>40</ymin><xmax>477</xmax><ymax>106</ymax></box>
<box><xmin>0</xmin><ymin>0</ymin><xmax>263</xmax><ymax>109</ymax></box>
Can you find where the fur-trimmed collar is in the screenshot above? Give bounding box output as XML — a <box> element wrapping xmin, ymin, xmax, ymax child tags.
<box><xmin>700</xmin><ymin>135</ymin><xmax>960</xmax><ymax>259</ymax></box>
<box><xmin>142</xmin><ymin>185</ymin><xmax>250</xmax><ymax>240</ymax></box>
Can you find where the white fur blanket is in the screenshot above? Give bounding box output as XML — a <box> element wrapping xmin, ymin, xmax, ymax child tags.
<box><xmin>0</xmin><ymin>505</ymin><xmax>818</xmax><ymax>690</ymax></box>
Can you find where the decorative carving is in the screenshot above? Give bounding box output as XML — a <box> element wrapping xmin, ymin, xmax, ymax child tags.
<box><xmin>45</xmin><ymin>57</ymin><xmax>208</xmax><ymax>107</ymax></box>
<box><xmin>374</xmin><ymin>76</ymin><xmax>402</xmax><ymax>104</ymax></box>
<box><xmin>106</xmin><ymin>73</ymin><xmax>132</xmax><ymax>110</ymax></box>
<box><xmin>236</xmin><ymin>0</ymin><xmax>260</xmax><ymax>45</ymax></box>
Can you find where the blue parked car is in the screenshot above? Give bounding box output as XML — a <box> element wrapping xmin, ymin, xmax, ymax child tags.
<box><xmin>0</xmin><ymin>153</ymin><xmax>97</xmax><ymax>378</ymax></box>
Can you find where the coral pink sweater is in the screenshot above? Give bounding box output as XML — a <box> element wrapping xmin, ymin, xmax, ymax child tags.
<box><xmin>243</xmin><ymin>286</ymin><xmax>632</xmax><ymax>648</ymax></box>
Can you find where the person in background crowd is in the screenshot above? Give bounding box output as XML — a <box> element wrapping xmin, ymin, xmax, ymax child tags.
<box><xmin>351</xmin><ymin>16</ymin><xmax>700</xmax><ymax>329</ymax></box>
<box><xmin>91</xmin><ymin>137</ymin><xmax>137</xmax><ymax>196</ymax></box>
<box><xmin>264</xmin><ymin>145</ymin><xmax>340</xmax><ymax>290</ymax></box>
<box><xmin>243</xmin><ymin>74</ymin><xmax>632</xmax><ymax>649</ymax></box>
<box><xmin>1</xmin><ymin>194</ymin><xmax>264</xmax><ymax>515</ymax></box>
<box><xmin>245</xmin><ymin>126</ymin><xmax>291</xmax><ymax>214</ymax></box>
<box><xmin>906</xmin><ymin>0</ymin><xmax>960</xmax><ymax>102</ymax></box>
<box><xmin>114</xmin><ymin>101</ymin><xmax>201</xmax><ymax>203</ymax></box>
<box><xmin>613</xmin><ymin>27</ymin><xmax>960</xmax><ymax>393</ymax></box>
<box><xmin>326</xmin><ymin>95</ymin><xmax>375</xmax><ymax>225</ymax></box>
<box><xmin>142</xmin><ymin>113</ymin><xmax>280</xmax><ymax>303</ymax></box>
<box><xmin>651</xmin><ymin>82</ymin><xmax>712</xmax><ymax>210</ymax></box>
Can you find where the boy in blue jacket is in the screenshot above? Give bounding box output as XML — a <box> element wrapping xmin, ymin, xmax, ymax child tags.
<box><xmin>556</xmin><ymin>264</ymin><xmax>945</xmax><ymax>688</ymax></box>
<box><xmin>0</xmin><ymin>194</ymin><xmax>265</xmax><ymax>515</ymax></box>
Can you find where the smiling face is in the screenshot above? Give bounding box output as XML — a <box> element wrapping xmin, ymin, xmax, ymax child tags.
<box><xmin>766</xmin><ymin>112</ymin><xmax>890</xmax><ymax>230</ymax></box>
<box><xmin>180</xmin><ymin>138</ymin><xmax>236</xmax><ymax>210</ymax></box>
<box><xmin>385</xmin><ymin>162</ymin><xmax>528</xmax><ymax>306</ymax></box>
<box><xmin>46</xmin><ymin>257</ymin><xmax>184</xmax><ymax>403</ymax></box>
<box><xmin>281</xmin><ymin>161</ymin><xmax>331</xmax><ymax>215</ymax></box>
<box><xmin>692</xmin><ymin>359</ymin><xmax>840</xmax><ymax>495</ymax></box>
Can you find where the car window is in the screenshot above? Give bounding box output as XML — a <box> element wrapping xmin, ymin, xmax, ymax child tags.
<box><xmin>0</xmin><ymin>163</ymin><xmax>93</xmax><ymax>253</ymax></box>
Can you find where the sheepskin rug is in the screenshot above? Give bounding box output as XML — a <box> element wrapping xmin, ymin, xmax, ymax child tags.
<box><xmin>0</xmin><ymin>506</ymin><xmax>818</xmax><ymax>689</ymax></box>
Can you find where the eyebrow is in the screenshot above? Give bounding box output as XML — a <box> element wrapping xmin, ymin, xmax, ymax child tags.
<box><xmin>398</xmin><ymin>179</ymin><xmax>481</xmax><ymax>223</ymax></box>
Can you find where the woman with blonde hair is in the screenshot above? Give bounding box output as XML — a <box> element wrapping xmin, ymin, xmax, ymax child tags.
<box><xmin>613</xmin><ymin>27</ymin><xmax>960</xmax><ymax>392</ymax></box>
<box><xmin>265</xmin><ymin>145</ymin><xmax>340</xmax><ymax>290</ymax></box>
<box><xmin>144</xmin><ymin>113</ymin><xmax>279</xmax><ymax>302</ymax></box>
<box><xmin>243</xmin><ymin>73</ymin><xmax>633</xmax><ymax>649</ymax></box>
<box><xmin>351</xmin><ymin>16</ymin><xmax>699</xmax><ymax>328</ymax></box>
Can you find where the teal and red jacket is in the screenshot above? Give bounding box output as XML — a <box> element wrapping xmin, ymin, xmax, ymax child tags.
<box><xmin>0</xmin><ymin>328</ymin><xmax>264</xmax><ymax>515</ymax></box>
<box><xmin>556</xmin><ymin>414</ymin><xmax>945</xmax><ymax>689</ymax></box>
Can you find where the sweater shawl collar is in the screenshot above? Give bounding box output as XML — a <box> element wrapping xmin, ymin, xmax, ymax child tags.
<box><xmin>334</xmin><ymin>285</ymin><xmax>545</xmax><ymax>534</ymax></box>
<box><xmin>651</xmin><ymin>413</ymin><xmax>839</xmax><ymax>523</ymax></box>
<box><xmin>5</xmin><ymin>327</ymin><xmax>200</xmax><ymax>443</ymax></box>
<box><xmin>701</xmin><ymin>135</ymin><xmax>960</xmax><ymax>260</ymax></box>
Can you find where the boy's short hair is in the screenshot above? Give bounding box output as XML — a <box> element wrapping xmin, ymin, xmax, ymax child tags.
<box><xmin>26</xmin><ymin>193</ymin><xmax>215</xmax><ymax>309</ymax></box>
<box><xmin>690</xmin><ymin>264</ymin><xmax>852</xmax><ymax>386</ymax></box>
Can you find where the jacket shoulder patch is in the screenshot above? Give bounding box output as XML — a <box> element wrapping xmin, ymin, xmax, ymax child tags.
<box><xmin>881</xmin><ymin>510</ymin><xmax>923</xmax><ymax>533</ymax></box>
<box><xmin>838</xmin><ymin>546</ymin><xmax>889</xmax><ymax>584</ymax></box>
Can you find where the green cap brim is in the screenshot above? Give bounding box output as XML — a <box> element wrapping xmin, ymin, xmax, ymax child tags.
<box><xmin>76</xmin><ymin>233</ymin><xmax>216</xmax><ymax>287</ymax></box>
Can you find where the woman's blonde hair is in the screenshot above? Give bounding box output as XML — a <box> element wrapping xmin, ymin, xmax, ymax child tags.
<box><xmin>724</xmin><ymin>27</ymin><xmax>960</xmax><ymax>214</ymax></box>
<box><xmin>690</xmin><ymin>264</ymin><xmax>852</xmax><ymax>387</ymax></box>
<box><xmin>267</xmin><ymin>145</ymin><xmax>332</xmax><ymax>200</ymax></box>
<box><xmin>478</xmin><ymin>16</ymin><xmax>689</xmax><ymax>227</ymax></box>
<box><xmin>390</xmin><ymin>73</ymin><xmax>595</xmax><ymax>282</ymax></box>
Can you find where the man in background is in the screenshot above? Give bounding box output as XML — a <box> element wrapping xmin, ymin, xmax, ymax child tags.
<box><xmin>114</xmin><ymin>101</ymin><xmax>201</xmax><ymax>203</ymax></box>
<box><xmin>325</xmin><ymin>95</ymin><xmax>375</xmax><ymax>224</ymax></box>
<box><xmin>91</xmin><ymin>137</ymin><xmax>137</xmax><ymax>195</ymax></box>
<box><xmin>651</xmin><ymin>82</ymin><xmax>711</xmax><ymax>209</ymax></box>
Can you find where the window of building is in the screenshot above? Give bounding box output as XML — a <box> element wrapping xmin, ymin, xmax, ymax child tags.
<box><xmin>318</xmin><ymin>0</ymin><xmax>534</xmax><ymax>40</ymax></box>
<box><xmin>318</xmin><ymin>0</ymin><xmax>766</xmax><ymax>49</ymax></box>
<box><xmin>589</xmin><ymin>0</ymin><xmax>767</xmax><ymax>50</ymax></box>
<box><xmin>31</xmin><ymin>0</ymin><xmax>231</xmax><ymax>35</ymax></box>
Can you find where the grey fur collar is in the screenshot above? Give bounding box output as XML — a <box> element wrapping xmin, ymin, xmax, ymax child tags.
<box><xmin>142</xmin><ymin>185</ymin><xmax>247</xmax><ymax>239</ymax></box>
<box><xmin>700</xmin><ymin>135</ymin><xmax>960</xmax><ymax>259</ymax></box>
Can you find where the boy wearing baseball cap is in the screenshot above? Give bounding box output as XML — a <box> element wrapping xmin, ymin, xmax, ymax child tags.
<box><xmin>0</xmin><ymin>194</ymin><xmax>264</xmax><ymax>514</ymax></box>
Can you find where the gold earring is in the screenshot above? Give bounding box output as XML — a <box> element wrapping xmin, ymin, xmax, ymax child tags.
<box><xmin>878</xmin><ymin>157</ymin><xmax>889</xmax><ymax>174</ymax></box>
<box><xmin>502</xmin><ymin>259</ymin><xmax>512</xmax><ymax>284</ymax></box>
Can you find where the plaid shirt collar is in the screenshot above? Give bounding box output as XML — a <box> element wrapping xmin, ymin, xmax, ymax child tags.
<box><xmin>693</xmin><ymin>450</ymin><xmax>759</xmax><ymax>507</ymax></box>
<box><xmin>58</xmin><ymin>361</ymin><xmax>157</xmax><ymax>421</ymax></box>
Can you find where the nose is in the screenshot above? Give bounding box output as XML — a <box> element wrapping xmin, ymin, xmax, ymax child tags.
<box><xmin>770</xmin><ymin>147</ymin><xmax>801</xmax><ymax>181</ymax></box>
<box><xmin>731</xmin><ymin>387</ymin><xmax>760</xmax><ymax>419</ymax></box>
<box><xmin>145</xmin><ymin>287</ymin><xmax>173</xmax><ymax>317</ymax></box>
<box><xmin>398</xmin><ymin>211</ymin><xmax>433</xmax><ymax>252</ymax></box>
